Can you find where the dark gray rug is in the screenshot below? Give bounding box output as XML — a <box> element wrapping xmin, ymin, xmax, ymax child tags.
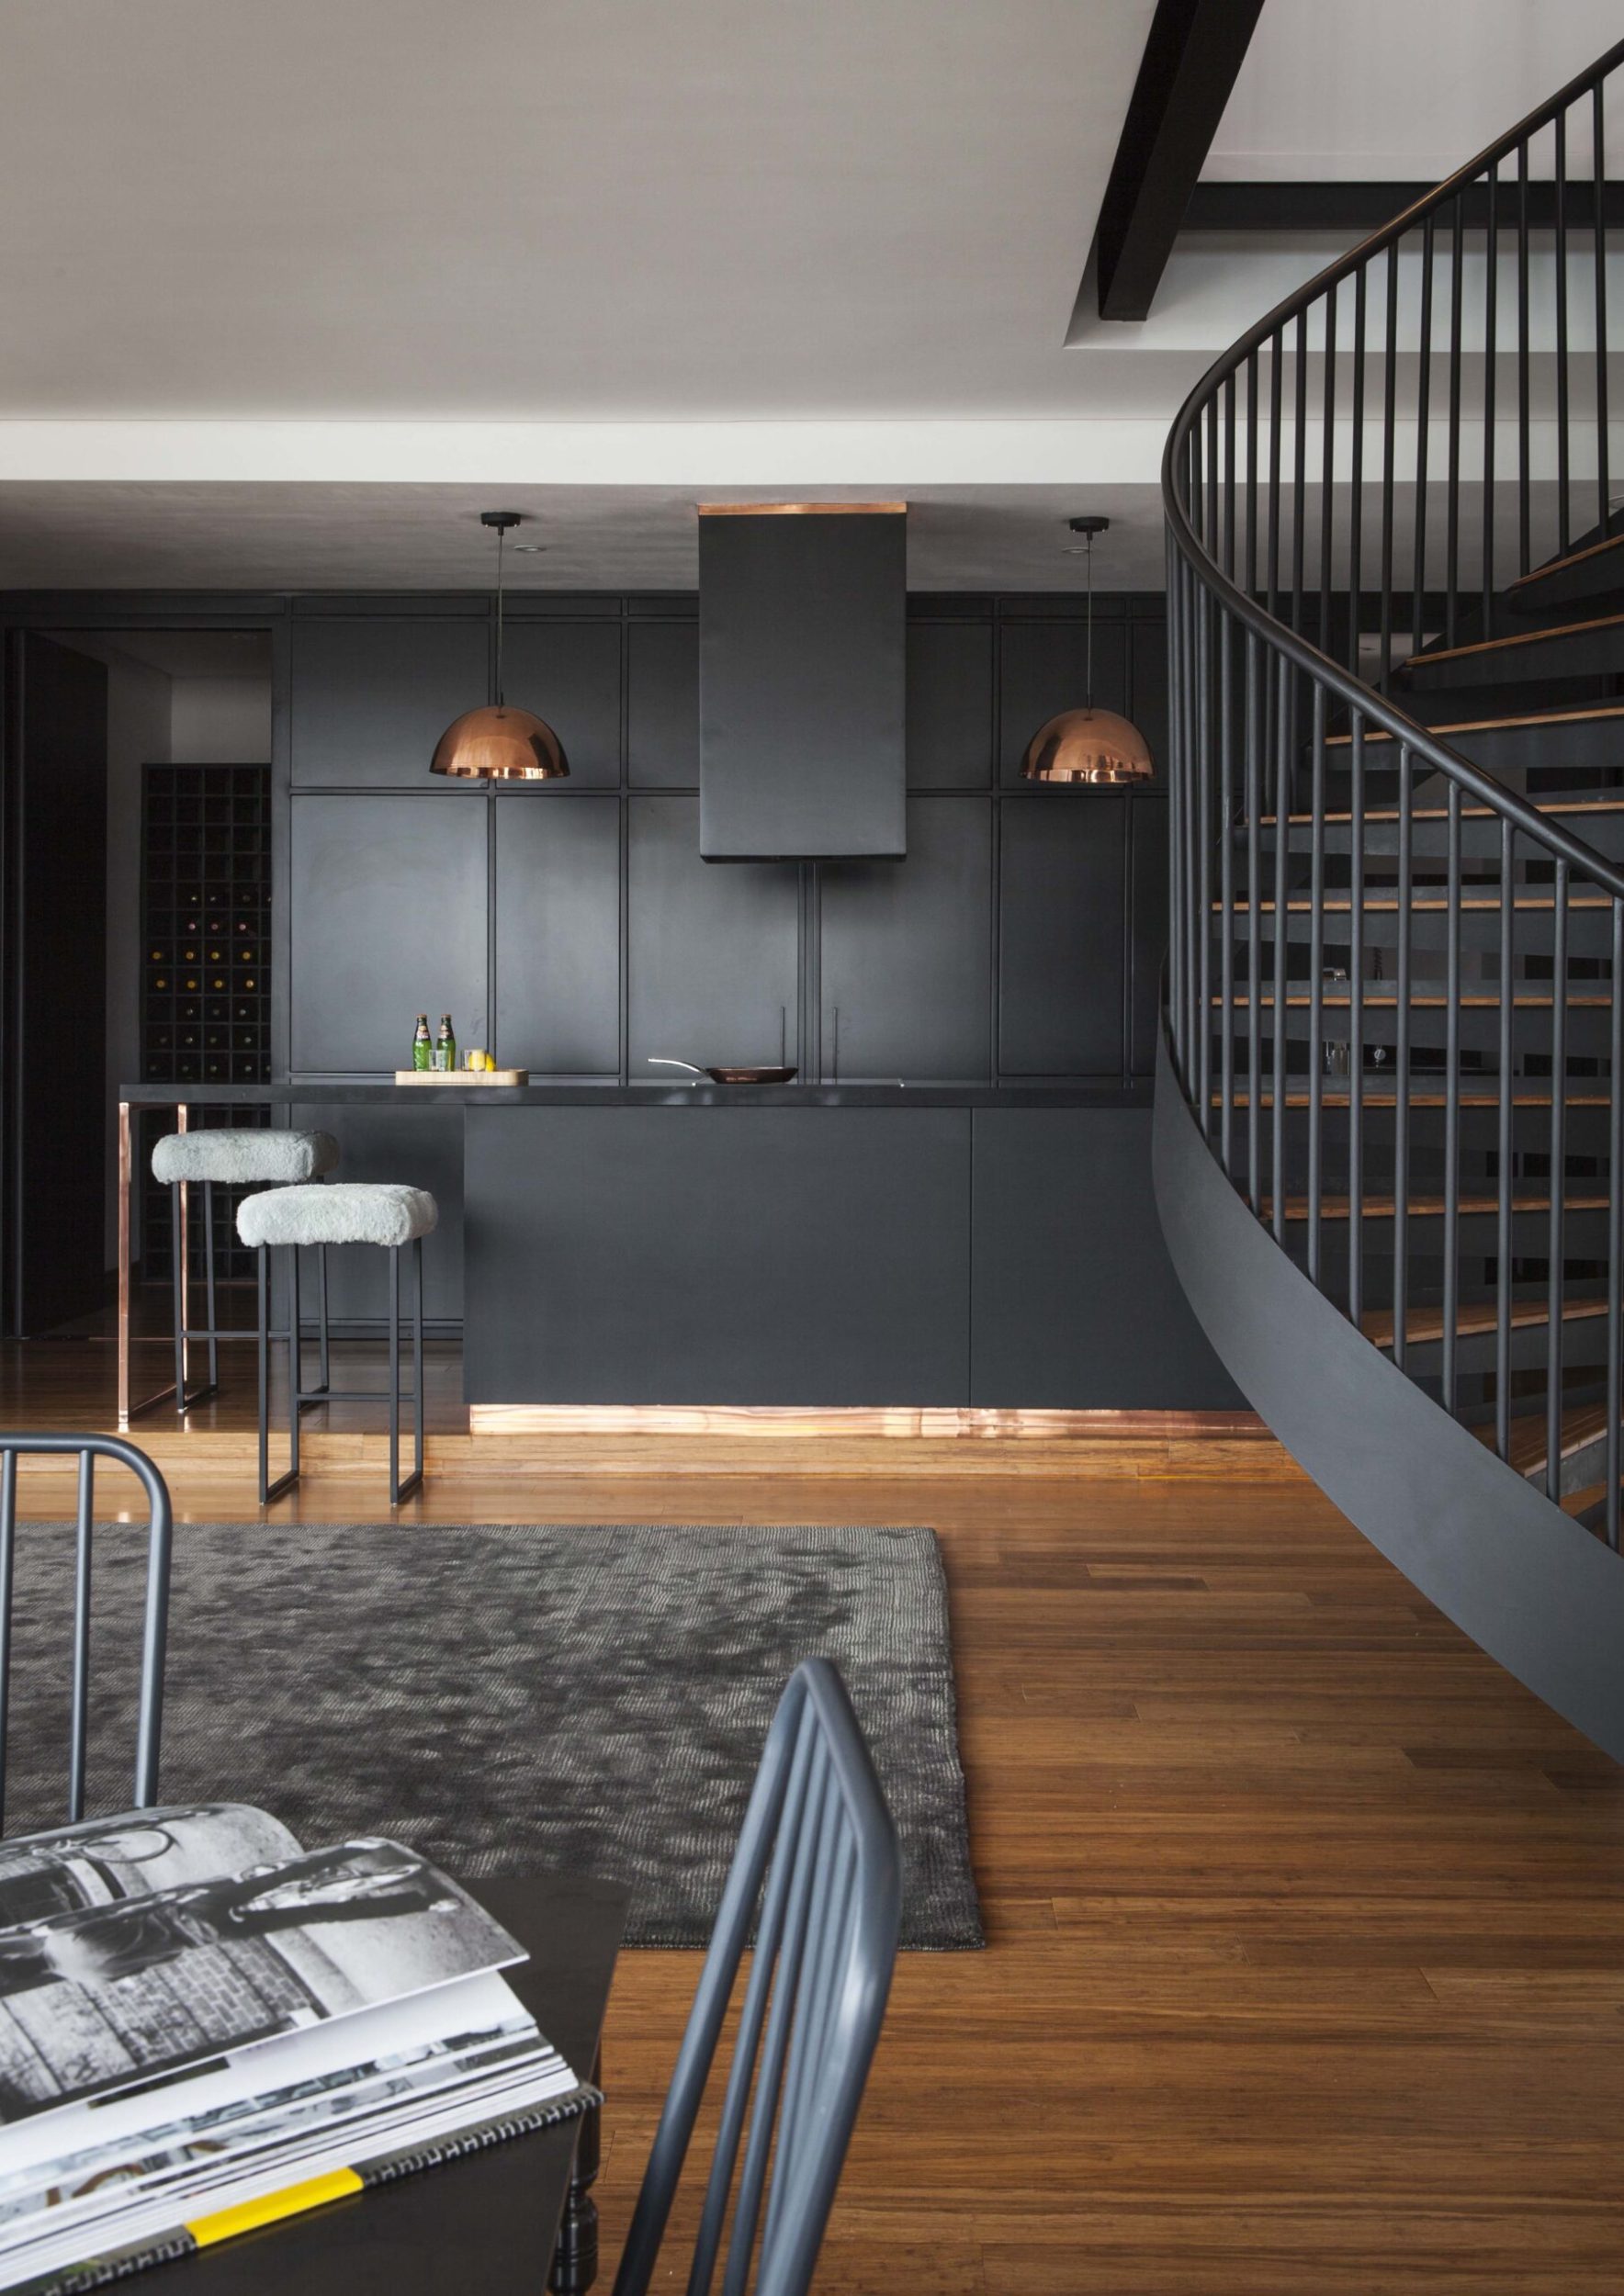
<box><xmin>4</xmin><ymin>1522</ymin><xmax>981</xmax><ymax>1950</ymax></box>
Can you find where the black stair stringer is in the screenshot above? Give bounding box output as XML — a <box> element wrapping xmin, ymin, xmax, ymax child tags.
<box><xmin>1153</xmin><ymin>1030</ymin><xmax>1624</xmax><ymax>1761</ymax></box>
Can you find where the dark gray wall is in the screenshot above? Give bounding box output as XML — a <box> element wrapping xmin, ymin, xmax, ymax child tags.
<box><xmin>280</xmin><ymin>591</ymin><xmax>1167</xmax><ymax>1086</ymax></box>
<box><xmin>7</xmin><ymin>634</ymin><xmax>109</xmax><ymax>1334</ymax></box>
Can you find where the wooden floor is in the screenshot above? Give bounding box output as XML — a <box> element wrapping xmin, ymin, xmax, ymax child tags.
<box><xmin>6</xmin><ymin>1342</ymin><xmax>1624</xmax><ymax>2291</ymax></box>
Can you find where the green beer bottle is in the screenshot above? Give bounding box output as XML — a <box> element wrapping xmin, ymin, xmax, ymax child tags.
<box><xmin>435</xmin><ymin>1014</ymin><xmax>457</xmax><ymax>1072</ymax></box>
<box><xmin>412</xmin><ymin>1014</ymin><xmax>432</xmax><ymax>1071</ymax></box>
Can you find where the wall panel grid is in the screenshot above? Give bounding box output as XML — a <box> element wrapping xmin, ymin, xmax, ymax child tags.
<box><xmin>281</xmin><ymin>595</ymin><xmax>1167</xmax><ymax>1087</ymax></box>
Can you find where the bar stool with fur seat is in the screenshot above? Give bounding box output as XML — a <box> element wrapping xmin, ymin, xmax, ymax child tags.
<box><xmin>150</xmin><ymin>1127</ymin><xmax>340</xmax><ymax>1414</ymax></box>
<box><xmin>237</xmin><ymin>1182</ymin><xmax>436</xmax><ymax>1506</ymax></box>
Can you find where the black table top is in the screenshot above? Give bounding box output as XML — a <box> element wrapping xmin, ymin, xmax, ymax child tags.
<box><xmin>119</xmin><ymin>1079</ymin><xmax>1150</xmax><ymax>1110</ymax></box>
<box><xmin>179</xmin><ymin>1869</ymin><xmax>629</xmax><ymax>2295</ymax></box>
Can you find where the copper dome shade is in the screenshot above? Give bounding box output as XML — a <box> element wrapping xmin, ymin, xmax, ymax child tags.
<box><xmin>1021</xmin><ymin>706</ymin><xmax>1154</xmax><ymax>784</ymax></box>
<box><xmin>1021</xmin><ymin>514</ymin><xmax>1155</xmax><ymax>784</ymax></box>
<box><xmin>430</xmin><ymin>511</ymin><xmax>570</xmax><ymax>782</ymax></box>
<box><xmin>431</xmin><ymin>704</ymin><xmax>569</xmax><ymax>782</ymax></box>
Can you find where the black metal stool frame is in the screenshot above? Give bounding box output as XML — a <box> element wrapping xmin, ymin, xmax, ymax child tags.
<box><xmin>165</xmin><ymin>1176</ymin><xmax>332</xmax><ymax>1418</ymax></box>
<box><xmin>256</xmin><ymin>1238</ymin><xmax>424</xmax><ymax>1507</ymax></box>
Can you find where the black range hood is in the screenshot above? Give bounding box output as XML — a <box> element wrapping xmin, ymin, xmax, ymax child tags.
<box><xmin>698</xmin><ymin>503</ymin><xmax>907</xmax><ymax>861</ymax></box>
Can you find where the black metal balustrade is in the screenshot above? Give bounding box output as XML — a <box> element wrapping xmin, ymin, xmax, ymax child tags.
<box><xmin>1164</xmin><ymin>39</ymin><xmax>1624</xmax><ymax>1545</ymax></box>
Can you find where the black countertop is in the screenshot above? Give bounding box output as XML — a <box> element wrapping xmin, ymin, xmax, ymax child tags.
<box><xmin>120</xmin><ymin>1080</ymin><xmax>1152</xmax><ymax>1109</ymax></box>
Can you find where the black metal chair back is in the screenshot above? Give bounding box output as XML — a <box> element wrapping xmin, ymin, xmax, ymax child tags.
<box><xmin>613</xmin><ymin>1656</ymin><xmax>901</xmax><ymax>2296</ymax></box>
<box><xmin>0</xmin><ymin>1435</ymin><xmax>173</xmax><ymax>1831</ymax></box>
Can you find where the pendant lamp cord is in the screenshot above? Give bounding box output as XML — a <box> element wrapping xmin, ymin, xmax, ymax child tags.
<box><xmin>1085</xmin><ymin>529</ymin><xmax>1094</xmax><ymax>712</ymax></box>
<box><xmin>494</xmin><ymin>523</ymin><xmax>506</xmax><ymax>707</ymax></box>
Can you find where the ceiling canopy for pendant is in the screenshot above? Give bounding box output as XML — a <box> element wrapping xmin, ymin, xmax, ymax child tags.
<box><xmin>430</xmin><ymin>512</ymin><xmax>570</xmax><ymax>782</ymax></box>
<box><xmin>1022</xmin><ymin>516</ymin><xmax>1155</xmax><ymax>785</ymax></box>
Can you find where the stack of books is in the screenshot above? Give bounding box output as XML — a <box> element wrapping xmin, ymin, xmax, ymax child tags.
<box><xmin>0</xmin><ymin>1804</ymin><xmax>592</xmax><ymax>2292</ymax></box>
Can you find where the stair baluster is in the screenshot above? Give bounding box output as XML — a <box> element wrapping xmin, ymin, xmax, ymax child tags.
<box><xmin>1159</xmin><ymin>38</ymin><xmax>1624</xmax><ymax>1698</ymax></box>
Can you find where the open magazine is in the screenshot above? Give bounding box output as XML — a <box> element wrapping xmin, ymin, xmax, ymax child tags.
<box><xmin>0</xmin><ymin>1805</ymin><xmax>594</xmax><ymax>2294</ymax></box>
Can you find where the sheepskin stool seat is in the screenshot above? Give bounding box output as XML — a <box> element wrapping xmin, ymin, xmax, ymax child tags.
<box><xmin>152</xmin><ymin>1128</ymin><xmax>339</xmax><ymax>1187</ymax></box>
<box><xmin>237</xmin><ymin>1184</ymin><xmax>437</xmax><ymax>1506</ymax></box>
<box><xmin>236</xmin><ymin>1182</ymin><xmax>436</xmax><ymax>1251</ymax></box>
<box><xmin>146</xmin><ymin>1129</ymin><xmax>341</xmax><ymax>1416</ymax></box>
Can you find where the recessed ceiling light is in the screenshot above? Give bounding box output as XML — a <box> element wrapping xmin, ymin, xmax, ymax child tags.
<box><xmin>513</xmin><ymin>543</ymin><xmax>547</xmax><ymax>554</ymax></box>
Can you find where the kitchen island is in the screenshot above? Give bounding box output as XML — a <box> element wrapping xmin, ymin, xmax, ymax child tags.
<box><xmin>118</xmin><ymin>1083</ymin><xmax>1238</xmax><ymax>1418</ymax></box>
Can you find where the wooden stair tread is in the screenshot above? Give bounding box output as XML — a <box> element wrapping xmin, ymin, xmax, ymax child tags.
<box><xmin>1493</xmin><ymin>1401</ymin><xmax>1618</xmax><ymax>1478</ymax></box>
<box><xmin>1325</xmin><ymin>702</ymin><xmax>1624</xmax><ymax>748</ymax></box>
<box><xmin>1212</xmin><ymin>992</ymin><xmax>1608</xmax><ymax>1008</ymax></box>
<box><xmin>1361</xmin><ymin>1295</ymin><xmax>1609</xmax><ymax>1348</ymax></box>
<box><xmin>1562</xmin><ymin>1481</ymin><xmax>1617</xmax><ymax>1523</ymax></box>
<box><xmin>1508</xmin><ymin>530</ymin><xmax>1624</xmax><ymax>590</ymax></box>
<box><xmin>1217</xmin><ymin>894</ymin><xmax>1612</xmax><ymax>912</ymax></box>
<box><xmin>1261</xmin><ymin>1191</ymin><xmax>1607</xmax><ymax>1221</ymax></box>
<box><xmin>1211</xmin><ymin>1088</ymin><xmax>1609</xmax><ymax>1109</ymax></box>
<box><xmin>1266</xmin><ymin>796</ymin><xmax>1624</xmax><ymax>825</ymax></box>
<box><xmin>1396</xmin><ymin>610</ymin><xmax>1624</xmax><ymax>670</ymax></box>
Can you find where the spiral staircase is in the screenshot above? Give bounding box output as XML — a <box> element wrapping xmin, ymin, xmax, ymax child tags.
<box><xmin>1155</xmin><ymin>39</ymin><xmax>1624</xmax><ymax>1758</ymax></box>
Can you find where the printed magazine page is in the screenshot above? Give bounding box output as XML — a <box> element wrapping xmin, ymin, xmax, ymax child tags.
<box><xmin>0</xmin><ymin>1807</ymin><xmax>304</xmax><ymax>1931</ymax></box>
<box><xmin>0</xmin><ymin>1838</ymin><xmax>526</xmax><ymax>2123</ymax></box>
<box><xmin>0</xmin><ymin>1977</ymin><xmax>579</xmax><ymax>2288</ymax></box>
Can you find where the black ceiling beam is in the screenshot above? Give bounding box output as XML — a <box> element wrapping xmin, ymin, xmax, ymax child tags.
<box><xmin>1183</xmin><ymin>179</ymin><xmax>1624</xmax><ymax>232</ymax></box>
<box><xmin>1092</xmin><ymin>0</ymin><xmax>1267</xmax><ymax>321</ymax></box>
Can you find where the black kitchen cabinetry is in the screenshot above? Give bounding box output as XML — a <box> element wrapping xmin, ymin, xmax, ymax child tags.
<box><xmin>277</xmin><ymin>592</ymin><xmax>1167</xmax><ymax>1090</ymax></box>
<box><xmin>1130</xmin><ymin>797</ymin><xmax>1169</xmax><ymax>1077</ymax></box>
<box><xmin>970</xmin><ymin>1109</ymin><xmax>1240</xmax><ymax>1407</ymax></box>
<box><xmin>288</xmin><ymin>791</ymin><xmax>489</xmax><ymax>1071</ymax></box>
<box><xmin>500</xmin><ymin>618</ymin><xmax>622</xmax><ymax>788</ymax></box>
<box><xmin>466</xmin><ymin>1107</ymin><xmax>971</xmax><ymax>1404</ymax></box>
<box><xmin>627</xmin><ymin>796</ymin><xmax>800</xmax><ymax>1074</ymax></box>
<box><xmin>494</xmin><ymin>792</ymin><xmax>620</xmax><ymax>1075</ymax></box>
<box><xmin>626</xmin><ymin>620</ymin><xmax>700</xmax><ymax>788</ymax></box>
<box><xmin>818</xmin><ymin>797</ymin><xmax>991</xmax><ymax>1080</ymax></box>
<box><xmin>998</xmin><ymin>797</ymin><xmax>1129</xmax><ymax>1076</ymax></box>
<box><xmin>290</xmin><ymin>615</ymin><xmax>488</xmax><ymax>789</ymax></box>
<box><xmin>460</xmin><ymin>1101</ymin><xmax>1235</xmax><ymax>1408</ymax></box>
<box><xmin>906</xmin><ymin>621</ymin><xmax>994</xmax><ymax>788</ymax></box>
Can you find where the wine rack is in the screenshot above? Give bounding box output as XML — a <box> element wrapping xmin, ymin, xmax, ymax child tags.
<box><xmin>140</xmin><ymin>764</ymin><xmax>271</xmax><ymax>1283</ymax></box>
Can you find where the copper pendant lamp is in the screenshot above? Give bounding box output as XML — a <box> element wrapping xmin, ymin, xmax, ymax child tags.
<box><xmin>1022</xmin><ymin>517</ymin><xmax>1155</xmax><ymax>785</ymax></box>
<box><xmin>431</xmin><ymin>512</ymin><xmax>570</xmax><ymax>782</ymax></box>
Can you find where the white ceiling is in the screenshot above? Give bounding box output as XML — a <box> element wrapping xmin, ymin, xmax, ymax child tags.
<box><xmin>0</xmin><ymin>0</ymin><xmax>1154</xmax><ymax>422</ymax></box>
<box><xmin>1206</xmin><ymin>0</ymin><xmax>1623</xmax><ymax>183</ymax></box>
<box><xmin>0</xmin><ymin>1</ymin><xmax>1615</xmax><ymax>591</ymax></box>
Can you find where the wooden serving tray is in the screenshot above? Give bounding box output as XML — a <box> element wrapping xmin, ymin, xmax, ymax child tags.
<box><xmin>393</xmin><ymin>1067</ymin><xmax>529</xmax><ymax>1086</ymax></box>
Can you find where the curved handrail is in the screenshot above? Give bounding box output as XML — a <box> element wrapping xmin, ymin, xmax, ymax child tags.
<box><xmin>1170</xmin><ymin>30</ymin><xmax>1624</xmax><ymax>431</ymax></box>
<box><xmin>1159</xmin><ymin>36</ymin><xmax>1624</xmax><ymax>1548</ymax></box>
<box><xmin>1163</xmin><ymin>29</ymin><xmax>1624</xmax><ymax>898</ymax></box>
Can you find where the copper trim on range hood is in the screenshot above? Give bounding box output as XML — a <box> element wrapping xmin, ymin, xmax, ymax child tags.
<box><xmin>697</xmin><ymin>501</ymin><xmax>907</xmax><ymax>516</ymax></box>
